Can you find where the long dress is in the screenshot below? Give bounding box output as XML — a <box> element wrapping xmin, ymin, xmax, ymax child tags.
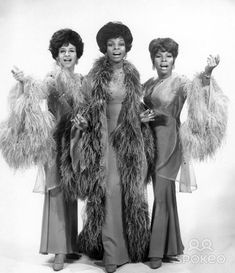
<box><xmin>40</xmin><ymin>72</ymin><xmax>82</xmax><ymax>255</ymax></box>
<box><xmin>102</xmin><ymin>68</ymin><xmax>130</xmax><ymax>265</ymax></box>
<box><xmin>143</xmin><ymin>73</ymin><xmax>189</xmax><ymax>258</ymax></box>
<box><xmin>143</xmin><ymin>71</ymin><xmax>228</xmax><ymax>259</ymax></box>
<box><xmin>0</xmin><ymin>67</ymin><xmax>83</xmax><ymax>255</ymax></box>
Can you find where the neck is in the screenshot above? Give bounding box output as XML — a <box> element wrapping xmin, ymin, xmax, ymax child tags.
<box><xmin>68</xmin><ymin>67</ymin><xmax>75</xmax><ymax>74</ymax></box>
<box><xmin>109</xmin><ymin>60</ymin><xmax>124</xmax><ymax>70</ymax></box>
<box><xmin>158</xmin><ymin>72</ymin><xmax>172</xmax><ymax>80</ymax></box>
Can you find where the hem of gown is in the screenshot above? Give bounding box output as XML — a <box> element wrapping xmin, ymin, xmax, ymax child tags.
<box><xmin>40</xmin><ymin>251</ymin><xmax>77</xmax><ymax>255</ymax></box>
<box><xmin>104</xmin><ymin>258</ymin><xmax>130</xmax><ymax>267</ymax></box>
<box><xmin>148</xmin><ymin>249</ymin><xmax>184</xmax><ymax>259</ymax></box>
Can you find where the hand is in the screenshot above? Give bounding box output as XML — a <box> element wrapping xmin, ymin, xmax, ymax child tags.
<box><xmin>11</xmin><ymin>66</ymin><xmax>26</xmax><ymax>83</ymax></box>
<box><xmin>72</xmin><ymin>113</ymin><xmax>88</xmax><ymax>129</ymax></box>
<box><xmin>140</xmin><ymin>109</ymin><xmax>156</xmax><ymax>123</ymax></box>
<box><xmin>204</xmin><ymin>54</ymin><xmax>220</xmax><ymax>75</ymax></box>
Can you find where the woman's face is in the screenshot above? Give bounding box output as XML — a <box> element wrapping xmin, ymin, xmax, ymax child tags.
<box><xmin>57</xmin><ymin>43</ymin><xmax>77</xmax><ymax>72</ymax></box>
<box><xmin>106</xmin><ymin>37</ymin><xmax>126</xmax><ymax>64</ymax></box>
<box><xmin>153</xmin><ymin>50</ymin><xmax>174</xmax><ymax>79</ymax></box>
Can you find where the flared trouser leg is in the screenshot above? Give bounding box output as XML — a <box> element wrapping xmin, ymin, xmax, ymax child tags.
<box><xmin>149</xmin><ymin>176</ymin><xmax>184</xmax><ymax>258</ymax></box>
<box><xmin>40</xmin><ymin>188</ymin><xmax>78</xmax><ymax>254</ymax></box>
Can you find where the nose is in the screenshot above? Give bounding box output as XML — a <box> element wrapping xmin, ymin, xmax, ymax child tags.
<box><xmin>65</xmin><ymin>50</ymin><xmax>70</xmax><ymax>56</ymax></box>
<box><xmin>114</xmin><ymin>44</ymin><xmax>119</xmax><ymax>50</ymax></box>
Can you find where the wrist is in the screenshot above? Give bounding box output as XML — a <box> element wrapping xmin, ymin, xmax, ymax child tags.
<box><xmin>202</xmin><ymin>71</ymin><xmax>211</xmax><ymax>79</ymax></box>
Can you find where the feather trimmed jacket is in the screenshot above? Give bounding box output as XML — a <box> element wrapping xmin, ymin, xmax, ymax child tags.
<box><xmin>0</xmin><ymin>66</ymin><xmax>83</xmax><ymax>192</ymax></box>
<box><xmin>143</xmin><ymin>72</ymin><xmax>228</xmax><ymax>192</ymax></box>
<box><xmin>61</xmin><ymin>56</ymin><xmax>156</xmax><ymax>262</ymax></box>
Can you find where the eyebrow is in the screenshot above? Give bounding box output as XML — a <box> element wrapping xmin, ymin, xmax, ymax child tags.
<box><xmin>59</xmin><ymin>47</ymin><xmax>76</xmax><ymax>50</ymax></box>
<box><xmin>108</xmin><ymin>38</ymin><xmax>125</xmax><ymax>42</ymax></box>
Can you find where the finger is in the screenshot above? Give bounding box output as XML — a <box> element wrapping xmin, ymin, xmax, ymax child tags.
<box><xmin>12</xmin><ymin>66</ymin><xmax>20</xmax><ymax>73</ymax></box>
<box><xmin>215</xmin><ymin>54</ymin><xmax>220</xmax><ymax>64</ymax></box>
<box><xmin>147</xmin><ymin>113</ymin><xmax>156</xmax><ymax>119</ymax></box>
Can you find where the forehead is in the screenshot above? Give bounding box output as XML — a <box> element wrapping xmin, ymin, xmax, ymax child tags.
<box><xmin>155</xmin><ymin>50</ymin><xmax>172</xmax><ymax>55</ymax></box>
<box><xmin>107</xmin><ymin>36</ymin><xmax>125</xmax><ymax>43</ymax></box>
<box><xmin>60</xmin><ymin>43</ymin><xmax>76</xmax><ymax>49</ymax></box>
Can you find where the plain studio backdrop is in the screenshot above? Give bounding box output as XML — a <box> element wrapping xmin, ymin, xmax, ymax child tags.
<box><xmin>0</xmin><ymin>0</ymin><xmax>234</xmax><ymax>272</ymax></box>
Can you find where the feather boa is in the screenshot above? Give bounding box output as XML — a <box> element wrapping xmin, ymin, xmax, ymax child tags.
<box><xmin>180</xmin><ymin>74</ymin><xmax>228</xmax><ymax>161</ymax></box>
<box><xmin>62</xmin><ymin>56</ymin><xmax>155</xmax><ymax>262</ymax></box>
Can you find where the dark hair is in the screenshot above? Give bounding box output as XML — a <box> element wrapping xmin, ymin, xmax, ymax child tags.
<box><xmin>96</xmin><ymin>22</ymin><xmax>133</xmax><ymax>54</ymax></box>
<box><xmin>149</xmin><ymin>38</ymin><xmax>178</xmax><ymax>64</ymax></box>
<box><xmin>49</xmin><ymin>28</ymin><xmax>84</xmax><ymax>60</ymax></box>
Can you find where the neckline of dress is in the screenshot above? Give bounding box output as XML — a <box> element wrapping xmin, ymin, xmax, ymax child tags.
<box><xmin>155</xmin><ymin>74</ymin><xmax>174</xmax><ymax>85</ymax></box>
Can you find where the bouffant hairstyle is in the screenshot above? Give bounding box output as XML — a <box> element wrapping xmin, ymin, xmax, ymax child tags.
<box><xmin>149</xmin><ymin>38</ymin><xmax>178</xmax><ymax>64</ymax></box>
<box><xmin>96</xmin><ymin>22</ymin><xmax>133</xmax><ymax>54</ymax></box>
<box><xmin>49</xmin><ymin>28</ymin><xmax>84</xmax><ymax>60</ymax></box>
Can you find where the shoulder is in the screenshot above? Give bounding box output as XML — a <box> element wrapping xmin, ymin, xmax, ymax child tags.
<box><xmin>143</xmin><ymin>77</ymin><xmax>156</xmax><ymax>89</ymax></box>
<box><xmin>123</xmin><ymin>60</ymin><xmax>140</xmax><ymax>77</ymax></box>
<box><xmin>171</xmin><ymin>73</ymin><xmax>190</xmax><ymax>98</ymax></box>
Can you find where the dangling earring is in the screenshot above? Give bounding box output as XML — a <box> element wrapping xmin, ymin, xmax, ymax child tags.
<box><xmin>124</xmin><ymin>53</ymin><xmax>127</xmax><ymax>60</ymax></box>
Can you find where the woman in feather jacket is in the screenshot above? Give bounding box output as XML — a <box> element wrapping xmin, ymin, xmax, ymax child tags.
<box><xmin>68</xmin><ymin>22</ymin><xmax>155</xmax><ymax>273</ymax></box>
<box><xmin>142</xmin><ymin>38</ymin><xmax>228</xmax><ymax>269</ymax></box>
<box><xmin>0</xmin><ymin>28</ymin><xmax>84</xmax><ymax>271</ymax></box>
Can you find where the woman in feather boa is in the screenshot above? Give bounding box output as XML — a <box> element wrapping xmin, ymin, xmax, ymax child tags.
<box><xmin>67</xmin><ymin>22</ymin><xmax>155</xmax><ymax>273</ymax></box>
<box><xmin>0</xmin><ymin>29</ymin><xmax>84</xmax><ymax>271</ymax></box>
<box><xmin>142</xmin><ymin>38</ymin><xmax>228</xmax><ymax>269</ymax></box>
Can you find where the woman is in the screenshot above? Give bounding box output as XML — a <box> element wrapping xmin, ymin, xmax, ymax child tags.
<box><xmin>69</xmin><ymin>22</ymin><xmax>155</xmax><ymax>273</ymax></box>
<box><xmin>0</xmin><ymin>29</ymin><xmax>84</xmax><ymax>271</ymax></box>
<box><xmin>143</xmin><ymin>38</ymin><xmax>228</xmax><ymax>269</ymax></box>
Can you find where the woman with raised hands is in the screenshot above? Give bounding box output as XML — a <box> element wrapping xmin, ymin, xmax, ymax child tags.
<box><xmin>0</xmin><ymin>28</ymin><xmax>84</xmax><ymax>271</ymax></box>
<box><xmin>142</xmin><ymin>37</ymin><xmax>228</xmax><ymax>269</ymax></box>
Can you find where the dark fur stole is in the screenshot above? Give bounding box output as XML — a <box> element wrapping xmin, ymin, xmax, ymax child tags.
<box><xmin>69</xmin><ymin>57</ymin><xmax>155</xmax><ymax>262</ymax></box>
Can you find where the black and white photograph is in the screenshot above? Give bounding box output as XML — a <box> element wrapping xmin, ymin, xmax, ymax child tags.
<box><xmin>0</xmin><ymin>0</ymin><xmax>234</xmax><ymax>272</ymax></box>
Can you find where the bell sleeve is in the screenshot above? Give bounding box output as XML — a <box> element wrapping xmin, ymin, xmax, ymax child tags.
<box><xmin>179</xmin><ymin>73</ymin><xmax>228</xmax><ymax>161</ymax></box>
<box><xmin>0</xmin><ymin>76</ymin><xmax>55</xmax><ymax>169</ymax></box>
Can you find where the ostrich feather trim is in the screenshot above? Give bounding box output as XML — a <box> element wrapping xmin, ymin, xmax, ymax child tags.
<box><xmin>180</xmin><ymin>74</ymin><xmax>228</xmax><ymax>161</ymax></box>
<box><xmin>0</xmin><ymin>78</ymin><xmax>55</xmax><ymax>169</ymax></box>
